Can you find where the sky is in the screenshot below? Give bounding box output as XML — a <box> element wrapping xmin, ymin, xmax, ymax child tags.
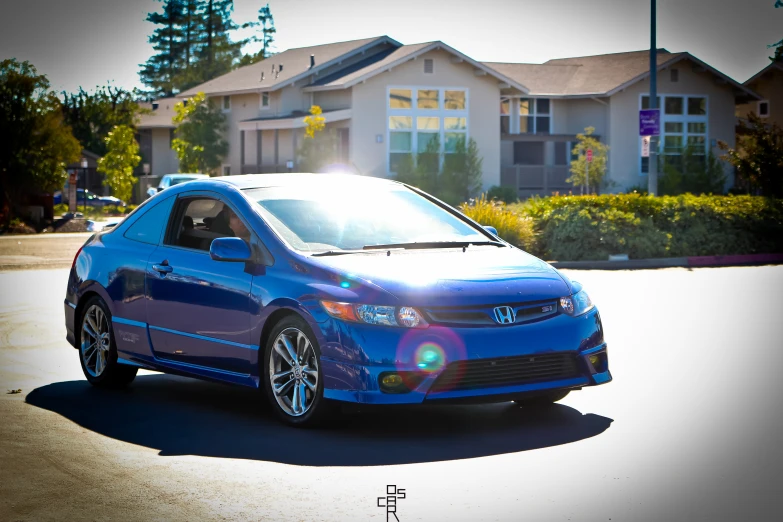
<box><xmin>0</xmin><ymin>0</ymin><xmax>780</xmax><ymax>95</ymax></box>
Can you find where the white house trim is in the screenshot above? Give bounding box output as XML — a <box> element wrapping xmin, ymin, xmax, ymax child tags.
<box><xmin>237</xmin><ymin>109</ymin><xmax>352</xmax><ymax>131</ymax></box>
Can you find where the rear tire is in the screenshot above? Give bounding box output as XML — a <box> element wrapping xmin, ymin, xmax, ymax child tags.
<box><xmin>514</xmin><ymin>389</ymin><xmax>570</xmax><ymax>408</ymax></box>
<box><xmin>262</xmin><ymin>315</ymin><xmax>335</xmax><ymax>428</ymax></box>
<box><xmin>77</xmin><ymin>296</ymin><xmax>137</xmax><ymax>388</ymax></box>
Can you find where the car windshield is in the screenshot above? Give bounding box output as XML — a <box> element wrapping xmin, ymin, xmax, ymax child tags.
<box><xmin>243</xmin><ymin>182</ymin><xmax>487</xmax><ymax>252</ymax></box>
<box><xmin>170</xmin><ymin>176</ymin><xmax>202</xmax><ymax>186</ymax></box>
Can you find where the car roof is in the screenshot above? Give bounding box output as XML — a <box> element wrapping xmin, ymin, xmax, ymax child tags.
<box><xmin>208</xmin><ymin>173</ymin><xmax>400</xmax><ymax>190</ymax></box>
<box><xmin>162</xmin><ymin>173</ymin><xmax>207</xmax><ymax>178</ymax></box>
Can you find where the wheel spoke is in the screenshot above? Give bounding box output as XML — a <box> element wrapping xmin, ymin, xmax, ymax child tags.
<box><xmin>302</xmin><ymin>365</ymin><xmax>318</xmax><ymax>381</ymax></box>
<box><xmin>281</xmin><ymin>335</ymin><xmax>298</xmax><ymax>364</ymax></box>
<box><xmin>302</xmin><ymin>376</ymin><xmax>317</xmax><ymax>393</ymax></box>
<box><xmin>296</xmin><ymin>332</ymin><xmax>310</xmax><ymax>361</ymax></box>
<box><xmin>274</xmin><ymin>338</ymin><xmax>294</xmax><ymax>366</ymax></box>
<box><xmin>274</xmin><ymin>379</ymin><xmax>295</xmax><ymax>397</ymax></box>
<box><xmin>95</xmin><ymin>350</ymin><xmax>103</xmax><ymax>374</ymax></box>
<box><xmin>297</xmin><ymin>382</ymin><xmax>307</xmax><ymax>411</ymax></box>
<box><xmin>86</xmin><ymin>313</ymin><xmax>100</xmax><ymax>337</ymax></box>
<box><xmin>272</xmin><ymin>370</ymin><xmax>293</xmax><ymax>383</ymax></box>
<box><xmin>83</xmin><ymin>324</ymin><xmax>97</xmax><ymax>341</ymax></box>
<box><xmin>291</xmin><ymin>382</ymin><xmax>301</xmax><ymax>413</ymax></box>
<box><xmin>83</xmin><ymin>342</ymin><xmax>98</xmax><ymax>360</ymax></box>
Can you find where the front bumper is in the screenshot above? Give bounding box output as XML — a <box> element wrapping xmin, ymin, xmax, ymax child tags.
<box><xmin>318</xmin><ymin>307</ymin><xmax>611</xmax><ymax>405</ymax></box>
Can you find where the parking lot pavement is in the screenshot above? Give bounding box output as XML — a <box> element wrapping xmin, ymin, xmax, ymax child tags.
<box><xmin>1</xmin><ymin>266</ymin><xmax>782</xmax><ymax>521</ymax></box>
<box><xmin>0</xmin><ymin>233</ymin><xmax>92</xmax><ymax>271</ymax></box>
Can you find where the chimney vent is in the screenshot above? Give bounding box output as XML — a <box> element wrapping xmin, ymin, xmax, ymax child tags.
<box><xmin>279</xmin><ymin>64</ymin><xmax>284</xmax><ymax>73</ymax></box>
<box><xmin>261</xmin><ymin>71</ymin><xmax>264</xmax><ymax>81</ymax></box>
<box><xmin>152</xmin><ymin>102</ymin><xmax>159</xmax><ymax>110</ymax></box>
<box><xmin>310</xmin><ymin>54</ymin><xmax>315</xmax><ymax>68</ymax></box>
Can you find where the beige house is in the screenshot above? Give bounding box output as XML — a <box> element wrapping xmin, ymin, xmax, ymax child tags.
<box><xmin>736</xmin><ymin>61</ymin><xmax>783</xmax><ymax>127</ymax></box>
<box><xmin>177</xmin><ymin>36</ymin><xmax>528</xmax><ymax>186</ymax></box>
<box><xmin>136</xmin><ymin>97</ymin><xmax>180</xmax><ymax>176</ymax></box>
<box><xmin>487</xmin><ymin>49</ymin><xmax>761</xmax><ymax>196</ymax></box>
<box><xmin>141</xmin><ymin>37</ymin><xmax>760</xmax><ymax>196</ymax></box>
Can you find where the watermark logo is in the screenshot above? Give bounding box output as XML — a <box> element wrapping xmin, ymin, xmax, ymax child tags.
<box><xmin>377</xmin><ymin>485</ymin><xmax>406</xmax><ymax>521</ymax></box>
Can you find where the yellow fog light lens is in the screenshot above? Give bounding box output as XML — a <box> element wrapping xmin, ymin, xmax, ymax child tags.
<box><xmin>381</xmin><ymin>374</ymin><xmax>403</xmax><ymax>387</ymax></box>
<box><xmin>589</xmin><ymin>355</ymin><xmax>600</xmax><ymax>366</ymax></box>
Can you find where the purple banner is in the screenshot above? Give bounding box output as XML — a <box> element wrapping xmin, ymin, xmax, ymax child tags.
<box><xmin>639</xmin><ymin>109</ymin><xmax>660</xmax><ymax>136</ymax></box>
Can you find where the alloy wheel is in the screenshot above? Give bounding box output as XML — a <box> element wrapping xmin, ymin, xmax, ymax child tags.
<box><xmin>268</xmin><ymin>327</ymin><xmax>319</xmax><ymax>417</ymax></box>
<box><xmin>81</xmin><ymin>304</ymin><xmax>111</xmax><ymax>378</ymax></box>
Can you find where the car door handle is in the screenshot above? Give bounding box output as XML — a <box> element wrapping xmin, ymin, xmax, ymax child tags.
<box><xmin>152</xmin><ymin>263</ymin><xmax>173</xmax><ymax>274</ymax></box>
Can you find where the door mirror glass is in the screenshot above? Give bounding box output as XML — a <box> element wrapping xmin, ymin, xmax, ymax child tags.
<box><xmin>210</xmin><ymin>237</ymin><xmax>252</xmax><ymax>262</ymax></box>
<box><xmin>483</xmin><ymin>225</ymin><xmax>498</xmax><ymax>236</ymax></box>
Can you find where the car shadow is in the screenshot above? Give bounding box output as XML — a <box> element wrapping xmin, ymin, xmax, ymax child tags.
<box><xmin>26</xmin><ymin>374</ymin><xmax>613</xmax><ymax>466</ymax></box>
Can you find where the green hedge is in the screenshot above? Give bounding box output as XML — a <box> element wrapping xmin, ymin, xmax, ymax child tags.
<box><xmin>506</xmin><ymin>194</ymin><xmax>783</xmax><ymax>261</ymax></box>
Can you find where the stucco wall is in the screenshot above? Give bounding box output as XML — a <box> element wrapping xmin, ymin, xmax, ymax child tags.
<box><xmin>351</xmin><ymin>48</ymin><xmax>501</xmax><ymax>188</ymax></box>
<box><xmin>558</xmin><ymin>98</ymin><xmax>610</xmax><ymax>138</ymax></box>
<box><xmin>150</xmin><ymin>128</ymin><xmax>179</xmax><ymax>175</ymax></box>
<box><xmin>608</xmin><ymin>62</ymin><xmax>738</xmax><ymax>192</ymax></box>
<box><xmin>313</xmin><ymin>90</ymin><xmax>352</xmax><ymax>112</ymax></box>
<box><xmin>737</xmin><ymin>68</ymin><xmax>783</xmax><ymax>127</ymax></box>
<box><xmin>214</xmin><ymin>93</ymin><xmax>264</xmax><ymax>173</ymax></box>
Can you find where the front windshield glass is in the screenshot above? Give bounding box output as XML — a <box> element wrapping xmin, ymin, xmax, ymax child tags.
<box><xmin>243</xmin><ymin>182</ymin><xmax>486</xmax><ymax>252</ymax></box>
<box><xmin>170</xmin><ymin>176</ymin><xmax>201</xmax><ymax>186</ymax></box>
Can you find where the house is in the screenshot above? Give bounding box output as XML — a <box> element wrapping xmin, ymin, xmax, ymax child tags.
<box><xmin>177</xmin><ymin>36</ymin><xmax>528</xmax><ymax>185</ymax></box>
<box><xmin>736</xmin><ymin>61</ymin><xmax>783</xmax><ymax>127</ymax></box>
<box><xmin>155</xmin><ymin>36</ymin><xmax>760</xmax><ymax>196</ymax></box>
<box><xmin>136</xmin><ymin>97</ymin><xmax>180</xmax><ymax>176</ymax></box>
<box><xmin>486</xmin><ymin>49</ymin><xmax>761</xmax><ymax>196</ymax></box>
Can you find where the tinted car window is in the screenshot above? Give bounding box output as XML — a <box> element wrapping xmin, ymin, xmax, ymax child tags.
<box><xmin>123</xmin><ymin>196</ymin><xmax>175</xmax><ymax>245</ymax></box>
<box><xmin>167</xmin><ymin>198</ymin><xmax>246</xmax><ymax>252</ymax></box>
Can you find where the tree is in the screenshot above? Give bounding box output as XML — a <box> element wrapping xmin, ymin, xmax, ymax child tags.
<box><xmin>238</xmin><ymin>3</ymin><xmax>276</xmax><ymax>66</ymax></box>
<box><xmin>440</xmin><ymin>137</ymin><xmax>484</xmax><ymax>205</ymax></box>
<box><xmin>297</xmin><ymin>106</ymin><xmax>338</xmax><ymax>172</ymax></box>
<box><xmin>61</xmin><ymin>85</ymin><xmax>141</xmax><ymax>156</ymax></box>
<box><xmin>195</xmin><ymin>0</ymin><xmax>243</xmax><ymax>83</ymax></box>
<box><xmin>139</xmin><ymin>0</ymin><xmax>185</xmax><ymax>98</ymax></box>
<box><xmin>659</xmin><ymin>145</ymin><xmax>727</xmax><ymax>196</ymax></box>
<box><xmin>171</xmin><ymin>92</ymin><xmax>227</xmax><ymax>174</ymax></box>
<box><xmin>567</xmin><ymin>126</ymin><xmax>609</xmax><ymax>194</ymax></box>
<box><xmin>0</xmin><ymin>59</ymin><xmax>81</xmax><ymax>225</ymax></box>
<box><xmin>172</xmin><ymin>0</ymin><xmax>205</xmax><ymax>92</ymax></box>
<box><xmin>97</xmin><ymin>125</ymin><xmax>141</xmax><ymax>203</ymax></box>
<box><xmin>770</xmin><ymin>0</ymin><xmax>783</xmax><ymax>62</ymax></box>
<box><xmin>719</xmin><ymin>113</ymin><xmax>783</xmax><ymax>197</ymax></box>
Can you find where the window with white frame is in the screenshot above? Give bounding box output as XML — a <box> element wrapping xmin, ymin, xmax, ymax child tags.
<box><xmin>640</xmin><ymin>94</ymin><xmax>708</xmax><ymax>174</ymax></box>
<box><xmin>500</xmin><ymin>99</ymin><xmax>510</xmax><ymax>134</ymax></box>
<box><xmin>519</xmin><ymin>98</ymin><xmax>551</xmax><ymax>134</ymax></box>
<box><xmin>387</xmin><ymin>87</ymin><xmax>469</xmax><ymax>173</ymax></box>
<box><xmin>261</xmin><ymin>91</ymin><xmax>269</xmax><ymax>109</ymax></box>
<box><xmin>759</xmin><ymin>100</ymin><xmax>770</xmax><ymax>118</ymax></box>
<box><xmin>222</xmin><ymin>96</ymin><xmax>231</xmax><ymax>111</ymax></box>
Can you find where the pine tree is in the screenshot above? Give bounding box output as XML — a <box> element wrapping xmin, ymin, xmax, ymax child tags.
<box><xmin>239</xmin><ymin>3</ymin><xmax>276</xmax><ymax>66</ymax></box>
<box><xmin>172</xmin><ymin>0</ymin><xmax>203</xmax><ymax>91</ymax></box>
<box><xmin>195</xmin><ymin>0</ymin><xmax>243</xmax><ymax>82</ymax></box>
<box><xmin>139</xmin><ymin>0</ymin><xmax>185</xmax><ymax>98</ymax></box>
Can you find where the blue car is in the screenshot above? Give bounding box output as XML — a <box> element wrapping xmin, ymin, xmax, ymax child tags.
<box><xmin>64</xmin><ymin>174</ymin><xmax>611</xmax><ymax>427</ymax></box>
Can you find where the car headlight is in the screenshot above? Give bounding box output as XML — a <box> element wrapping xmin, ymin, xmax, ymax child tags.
<box><xmin>559</xmin><ymin>289</ymin><xmax>594</xmax><ymax>316</ymax></box>
<box><xmin>321</xmin><ymin>301</ymin><xmax>428</xmax><ymax>328</ymax></box>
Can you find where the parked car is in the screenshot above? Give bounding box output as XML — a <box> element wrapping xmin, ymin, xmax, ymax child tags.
<box><xmin>64</xmin><ymin>174</ymin><xmax>611</xmax><ymax>427</ymax></box>
<box><xmin>146</xmin><ymin>173</ymin><xmax>208</xmax><ymax>198</ymax></box>
<box><xmin>55</xmin><ymin>189</ymin><xmax>126</xmax><ymax>208</ymax></box>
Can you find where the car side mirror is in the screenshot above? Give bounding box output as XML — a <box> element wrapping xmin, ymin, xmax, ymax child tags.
<box><xmin>483</xmin><ymin>225</ymin><xmax>498</xmax><ymax>236</ymax></box>
<box><xmin>146</xmin><ymin>187</ymin><xmax>157</xmax><ymax>198</ymax></box>
<box><xmin>210</xmin><ymin>237</ymin><xmax>252</xmax><ymax>262</ymax></box>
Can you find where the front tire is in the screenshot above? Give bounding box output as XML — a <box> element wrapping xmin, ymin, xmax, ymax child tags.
<box><xmin>262</xmin><ymin>315</ymin><xmax>333</xmax><ymax>428</ymax></box>
<box><xmin>78</xmin><ymin>296</ymin><xmax>137</xmax><ymax>388</ymax></box>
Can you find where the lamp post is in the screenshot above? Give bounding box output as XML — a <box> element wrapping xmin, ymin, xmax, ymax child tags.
<box><xmin>648</xmin><ymin>0</ymin><xmax>658</xmax><ymax>196</ymax></box>
<box><xmin>80</xmin><ymin>157</ymin><xmax>88</xmax><ymax>212</ymax></box>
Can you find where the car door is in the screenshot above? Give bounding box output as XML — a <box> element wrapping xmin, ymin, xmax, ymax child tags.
<box><xmin>145</xmin><ymin>192</ymin><xmax>255</xmax><ymax>376</ymax></box>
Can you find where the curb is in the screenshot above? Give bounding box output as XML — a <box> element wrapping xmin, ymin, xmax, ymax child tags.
<box><xmin>549</xmin><ymin>253</ymin><xmax>783</xmax><ymax>270</ymax></box>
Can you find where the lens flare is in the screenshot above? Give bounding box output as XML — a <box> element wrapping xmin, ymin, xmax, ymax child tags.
<box><xmin>414</xmin><ymin>342</ymin><xmax>446</xmax><ymax>372</ymax></box>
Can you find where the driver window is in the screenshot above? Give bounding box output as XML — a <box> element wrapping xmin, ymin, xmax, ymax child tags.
<box><xmin>167</xmin><ymin>198</ymin><xmax>245</xmax><ymax>252</ymax></box>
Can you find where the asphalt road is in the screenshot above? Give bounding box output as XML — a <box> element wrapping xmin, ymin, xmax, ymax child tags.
<box><xmin>1</xmin><ymin>260</ymin><xmax>782</xmax><ymax>521</ymax></box>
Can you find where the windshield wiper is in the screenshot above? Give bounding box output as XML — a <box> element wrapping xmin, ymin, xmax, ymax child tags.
<box><xmin>310</xmin><ymin>249</ymin><xmax>365</xmax><ymax>257</ymax></box>
<box><xmin>362</xmin><ymin>240</ymin><xmax>505</xmax><ymax>250</ymax></box>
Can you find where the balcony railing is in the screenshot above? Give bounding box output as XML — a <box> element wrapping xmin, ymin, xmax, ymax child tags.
<box><xmin>500</xmin><ymin>165</ymin><xmax>573</xmax><ymax>199</ymax></box>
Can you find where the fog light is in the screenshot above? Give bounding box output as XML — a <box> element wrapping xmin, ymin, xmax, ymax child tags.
<box><xmin>381</xmin><ymin>374</ymin><xmax>403</xmax><ymax>387</ymax></box>
<box><xmin>589</xmin><ymin>355</ymin><xmax>600</xmax><ymax>366</ymax></box>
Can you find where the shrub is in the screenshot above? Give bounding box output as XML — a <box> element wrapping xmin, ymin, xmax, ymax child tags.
<box><xmin>513</xmin><ymin>194</ymin><xmax>783</xmax><ymax>260</ymax></box>
<box><xmin>486</xmin><ymin>185</ymin><xmax>518</xmax><ymax>204</ymax></box>
<box><xmin>460</xmin><ymin>194</ymin><xmax>535</xmax><ymax>251</ymax></box>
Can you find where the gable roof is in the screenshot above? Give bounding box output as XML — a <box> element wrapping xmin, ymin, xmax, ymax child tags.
<box><xmin>743</xmin><ymin>61</ymin><xmax>783</xmax><ymax>86</ymax></box>
<box><xmin>179</xmin><ymin>36</ymin><xmax>401</xmax><ymax>97</ymax></box>
<box><xmin>484</xmin><ymin>49</ymin><xmax>761</xmax><ymax>100</ymax></box>
<box><xmin>137</xmin><ymin>97</ymin><xmax>180</xmax><ymax>129</ymax></box>
<box><xmin>303</xmin><ymin>41</ymin><xmax>530</xmax><ymax>94</ymax></box>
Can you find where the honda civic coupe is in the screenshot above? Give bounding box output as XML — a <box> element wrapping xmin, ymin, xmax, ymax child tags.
<box><xmin>64</xmin><ymin>174</ymin><xmax>611</xmax><ymax>427</ymax></box>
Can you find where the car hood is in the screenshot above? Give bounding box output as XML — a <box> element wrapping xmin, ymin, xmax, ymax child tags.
<box><xmin>308</xmin><ymin>246</ymin><xmax>571</xmax><ymax>307</ymax></box>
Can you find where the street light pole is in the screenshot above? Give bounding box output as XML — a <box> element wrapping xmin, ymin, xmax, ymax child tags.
<box><xmin>648</xmin><ymin>0</ymin><xmax>658</xmax><ymax>196</ymax></box>
<box><xmin>80</xmin><ymin>157</ymin><xmax>88</xmax><ymax>212</ymax></box>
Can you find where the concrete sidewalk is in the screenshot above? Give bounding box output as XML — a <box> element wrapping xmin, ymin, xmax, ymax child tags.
<box><xmin>550</xmin><ymin>253</ymin><xmax>783</xmax><ymax>270</ymax></box>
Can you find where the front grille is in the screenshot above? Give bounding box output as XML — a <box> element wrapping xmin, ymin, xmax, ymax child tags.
<box><xmin>424</xmin><ymin>300</ymin><xmax>559</xmax><ymax>326</ymax></box>
<box><xmin>429</xmin><ymin>352</ymin><xmax>580</xmax><ymax>392</ymax></box>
